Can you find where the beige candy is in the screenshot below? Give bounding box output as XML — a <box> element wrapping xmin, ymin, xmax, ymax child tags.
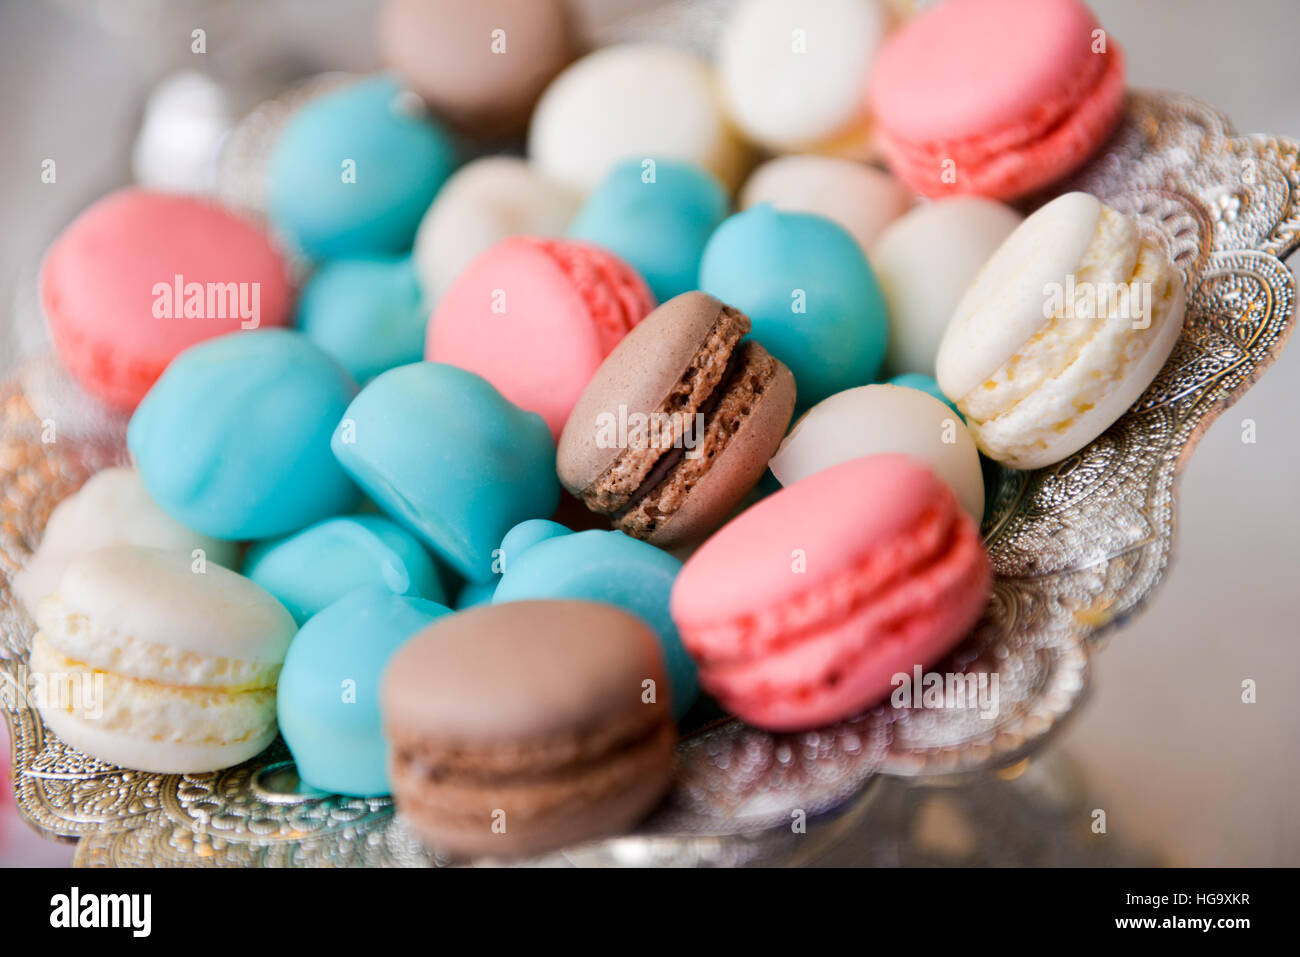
<box><xmin>740</xmin><ymin>156</ymin><xmax>912</xmax><ymax>256</ymax></box>
<box><xmin>769</xmin><ymin>384</ymin><xmax>984</xmax><ymax>522</ymax></box>
<box><xmin>412</xmin><ymin>157</ymin><xmax>579</xmax><ymax>303</ymax></box>
<box><xmin>15</xmin><ymin>466</ymin><xmax>238</xmax><ymax>618</ymax></box>
<box><xmin>871</xmin><ymin>196</ymin><xmax>1023</xmax><ymax>377</ymax></box>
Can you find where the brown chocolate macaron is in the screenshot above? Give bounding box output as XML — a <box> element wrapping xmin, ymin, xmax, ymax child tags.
<box><xmin>382</xmin><ymin>600</ymin><xmax>675</xmax><ymax>859</ymax></box>
<box><xmin>379</xmin><ymin>0</ymin><xmax>576</xmax><ymax>139</ymax></box>
<box><xmin>558</xmin><ymin>291</ymin><xmax>796</xmax><ymax>549</ymax></box>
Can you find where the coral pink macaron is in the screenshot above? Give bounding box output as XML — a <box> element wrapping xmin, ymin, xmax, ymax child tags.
<box><xmin>427</xmin><ymin>237</ymin><xmax>655</xmax><ymax>438</ymax></box>
<box><xmin>870</xmin><ymin>0</ymin><xmax>1126</xmax><ymax>200</ymax></box>
<box><xmin>670</xmin><ymin>454</ymin><xmax>990</xmax><ymax>732</ymax></box>
<box><xmin>41</xmin><ymin>188</ymin><xmax>293</xmax><ymax>410</ymax></box>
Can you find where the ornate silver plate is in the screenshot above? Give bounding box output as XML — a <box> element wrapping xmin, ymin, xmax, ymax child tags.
<box><xmin>2</xmin><ymin>91</ymin><xmax>1297</xmax><ymax>866</ymax></box>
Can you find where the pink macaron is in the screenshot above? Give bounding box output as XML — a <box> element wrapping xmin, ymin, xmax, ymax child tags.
<box><xmin>427</xmin><ymin>237</ymin><xmax>655</xmax><ymax>438</ymax></box>
<box><xmin>41</xmin><ymin>188</ymin><xmax>294</xmax><ymax>410</ymax></box>
<box><xmin>670</xmin><ymin>454</ymin><xmax>990</xmax><ymax>732</ymax></box>
<box><xmin>870</xmin><ymin>0</ymin><xmax>1126</xmax><ymax>200</ymax></box>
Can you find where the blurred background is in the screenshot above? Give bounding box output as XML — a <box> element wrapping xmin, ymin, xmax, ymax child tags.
<box><xmin>0</xmin><ymin>0</ymin><xmax>1296</xmax><ymax>866</ymax></box>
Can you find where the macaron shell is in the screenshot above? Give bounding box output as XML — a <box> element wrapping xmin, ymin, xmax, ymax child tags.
<box><xmin>871</xmin><ymin>196</ymin><xmax>1023</xmax><ymax>377</ymax></box>
<box><xmin>871</xmin><ymin>0</ymin><xmax>1108</xmax><ymax>143</ymax></box>
<box><xmin>740</xmin><ymin>155</ymin><xmax>912</xmax><ymax>255</ymax></box>
<box><xmin>528</xmin><ymin>44</ymin><xmax>751</xmax><ymax>194</ymax></box>
<box><xmin>558</xmin><ymin>291</ymin><xmax>733</xmax><ymax>491</ymax></box>
<box><xmin>428</xmin><ymin>237</ymin><xmax>653</xmax><ymax>438</ymax></box>
<box><xmin>769</xmin><ymin>384</ymin><xmax>984</xmax><ymax>523</ymax></box>
<box><xmin>718</xmin><ymin>0</ymin><xmax>888</xmax><ymax>152</ymax></box>
<box><xmin>380</xmin><ymin>0</ymin><xmax>575</xmax><ymax>138</ymax></box>
<box><xmin>413</xmin><ymin>156</ymin><xmax>580</xmax><ymax>301</ymax></box>
<box><xmin>41</xmin><ymin>188</ymin><xmax>292</xmax><ymax>410</ymax></box>
<box><xmin>13</xmin><ymin>466</ymin><xmax>238</xmax><ymax>617</ymax></box>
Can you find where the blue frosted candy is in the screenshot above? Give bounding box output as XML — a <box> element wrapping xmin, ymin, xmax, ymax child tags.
<box><xmin>492</xmin><ymin>523</ymin><xmax>699</xmax><ymax>720</ymax></box>
<box><xmin>277</xmin><ymin>586</ymin><xmax>450</xmax><ymax>796</ymax></box>
<box><xmin>268</xmin><ymin>75</ymin><xmax>458</xmax><ymax>259</ymax></box>
<box><xmin>331</xmin><ymin>362</ymin><xmax>559</xmax><ymax>583</ymax></box>
<box><xmin>297</xmin><ymin>255</ymin><xmax>428</xmax><ymax>383</ymax></box>
<box><xmin>568</xmin><ymin>158</ymin><xmax>729</xmax><ymax>302</ymax></box>
<box><xmin>128</xmin><ymin>329</ymin><xmax>360</xmax><ymax>540</ymax></box>
<box><xmin>699</xmin><ymin>203</ymin><xmax>889</xmax><ymax>408</ymax></box>
<box><xmin>244</xmin><ymin>514</ymin><xmax>445</xmax><ymax>625</ymax></box>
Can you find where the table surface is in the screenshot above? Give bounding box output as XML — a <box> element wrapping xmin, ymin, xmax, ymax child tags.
<box><xmin>0</xmin><ymin>0</ymin><xmax>1296</xmax><ymax>867</ymax></box>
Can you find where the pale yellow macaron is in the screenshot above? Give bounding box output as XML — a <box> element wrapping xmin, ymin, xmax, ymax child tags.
<box><xmin>937</xmin><ymin>192</ymin><xmax>1185</xmax><ymax>469</ymax></box>
<box><xmin>29</xmin><ymin>545</ymin><xmax>295</xmax><ymax>774</ymax></box>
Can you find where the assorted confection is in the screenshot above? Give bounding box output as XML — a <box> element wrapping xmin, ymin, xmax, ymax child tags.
<box><xmin>18</xmin><ymin>0</ymin><xmax>1187</xmax><ymax>859</ymax></box>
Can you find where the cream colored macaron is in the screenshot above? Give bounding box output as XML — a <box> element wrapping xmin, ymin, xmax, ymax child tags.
<box><xmin>14</xmin><ymin>466</ymin><xmax>238</xmax><ymax>619</ymax></box>
<box><xmin>29</xmin><ymin>545</ymin><xmax>296</xmax><ymax>774</ymax></box>
<box><xmin>871</xmin><ymin>197</ymin><xmax>1023</xmax><ymax>377</ymax></box>
<box><xmin>718</xmin><ymin>0</ymin><xmax>890</xmax><ymax>157</ymax></box>
<box><xmin>769</xmin><ymin>383</ymin><xmax>984</xmax><ymax>522</ymax></box>
<box><xmin>528</xmin><ymin>44</ymin><xmax>750</xmax><ymax>195</ymax></box>
<box><xmin>937</xmin><ymin>192</ymin><xmax>1185</xmax><ymax>470</ymax></box>
<box><xmin>740</xmin><ymin>155</ymin><xmax>912</xmax><ymax>256</ymax></box>
<box><xmin>412</xmin><ymin>156</ymin><xmax>579</xmax><ymax>303</ymax></box>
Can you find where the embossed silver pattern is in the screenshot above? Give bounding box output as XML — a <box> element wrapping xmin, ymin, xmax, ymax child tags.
<box><xmin>2</xmin><ymin>92</ymin><xmax>1297</xmax><ymax>866</ymax></box>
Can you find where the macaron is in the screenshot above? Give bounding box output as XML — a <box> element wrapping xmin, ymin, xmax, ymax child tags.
<box><xmin>492</xmin><ymin>522</ymin><xmax>699</xmax><ymax>719</ymax></box>
<box><xmin>40</xmin><ymin>188</ymin><xmax>293</xmax><ymax>410</ymax></box>
<box><xmin>14</xmin><ymin>466</ymin><xmax>239</xmax><ymax>617</ymax></box>
<box><xmin>268</xmin><ymin>74</ymin><xmax>458</xmax><ymax>259</ymax></box>
<box><xmin>769</xmin><ymin>384</ymin><xmax>985</xmax><ymax>522</ymax></box>
<box><xmin>331</xmin><ymin>362</ymin><xmax>559</xmax><ymax>583</ymax></box>
<box><xmin>558</xmin><ymin>292</ymin><xmax>796</xmax><ymax>549</ymax></box>
<box><xmin>129</xmin><ymin>330</ymin><xmax>360</xmax><ymax>541</ymax></box>
<box><xmin>871</xmin><ymin>197</ymin><xmax>1024</xmax><ymax>377</ymax></box>
<box><xmin>296</xmin><ymin>255</ymin><xmax>427</xmax><ymax>383</ymax></box>
<box><xmin>699</xmin><ymin>204</ymin><xmax>889</xmax><ymax>407</ymax></box>
<box><xmin>243</xmin><ymin>514</ymin><xmax>445</xmax><ymax>625</ymax></box>
<box><xmin>739</xmin><ymin>155</ymin><xmax>912</xmax><ymax>256</ymax></box>
<box><xmin>718</xmin><ymin>0</ymin><xmax>890</xmax><ymax>157</ymax></box>
<box><xmin>277</xmin><ymin>586</ymin><xmax>450</xmax><ymax>796</ymax></box>
<box><xmin>671</xmin><ymin>455</ymin><xmax>990</xmax><ymax>731</ymax></box>
<box><xmin>936</xmin><ymin>192</ymin><xmax>1185</xmax><ymax>469</ymax></box>
<box><xmin>427</xmin><ymin>237</ymin><xmax>655</xmax><ymax>438</ymax></box>
<box><xmin>412</xmin><ymin>156</ymin><xmax>579</xmax><ymax>303</ymax></box>
<box><xmin>30</xmin><ymin>546</ymin><xmax>296</xmax><ymax>774</ymax></box>
<box><xmin>379</xmin><ymin>0</ymin><xmax>576</xmax><ymax>139</ymax></box>
<box><xmin>871</xmin><ymin>0</ymin><xmax>1126</xmax><ymax>199</ymax></box>
<box><xmin>529</xmin><ymin>44</ymin><xmax>751</xmax><ymax>194</ymax></box>
<box><xmin>568</xmin><ymin>158</ymin><xmax>729</xmax><ymax>303</ymax></box>
<box><xmin>383</xmin><ymin>600</ymin><xmax>675</xmax><ymax>858</ymax></box>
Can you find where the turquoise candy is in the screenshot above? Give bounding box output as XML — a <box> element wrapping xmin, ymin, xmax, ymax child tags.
<box><xmin>268</xmin><ymin>75</ymin><xmax>458</xmax><ymax>259</ymax></box>
<box><xmin>568</xmin><ymin>158</ymin><xmax>728</xmax><ymax>302</ymax></box>
<box><xmin>297</xmin><ymin>255</ymin><xmax>427</xmax><ymax>383</ymax></box>
<box><xmin>128</xmin><ymin>329</ymin><xmax>360</xmax><ymax>540</ymax></box>
<box><xmin>454</xmin><ymin>578</ymin><xmax>497</xmax><ymax>610</ymax></box>
<box><xmin>277</xmin><ymin>586</ymin><xmax>450</xmax><ymax>796</ymax></box>
<box><xmin>492</xmin><ymin>523</ymin><xmax>699</xmax><ymax>719</ymax></box>
<box><xmin>331</xmin><ymin>362</ymin><xmax>559</xmax><ymax>583</ymax></box>
<box><xmin>244</xmin><ymin>514</ymin><xmax>445</xmax><ymax>624</ymax></box>
<box><xmin>699</xmin><ymin>203</ymin><xmax>889</xmax><ymax>407</ymax></box>
<box><xmin>887</xmin><ymin>372</ymin><xmax>964</xmax><ymax>420</ymax></box>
